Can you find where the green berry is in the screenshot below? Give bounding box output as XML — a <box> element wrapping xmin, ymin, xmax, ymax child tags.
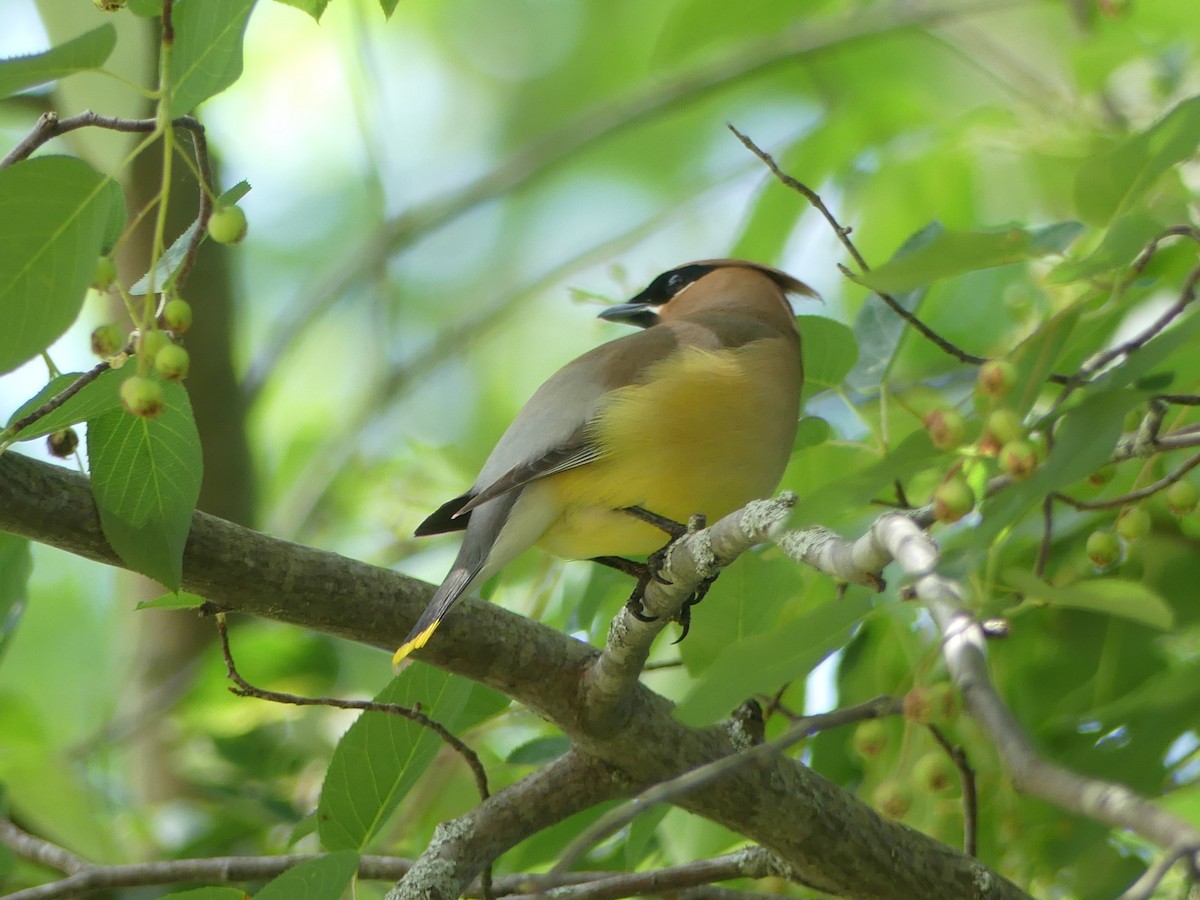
<box><xmin>120</xmin><ymin>375</ymin><xmax>165</xmax><ymax>418</ymax></box>
<box><xmin>934</xmin><ymin>476</ymin><xmax>975</xmax><ymax>524</ymax></box>
<box><xmin>1116</xmin><ymin>507</ymin><xmax>1151</xmax><ymax>542</ymax></box>
<box><xmin>852</xmin><ymin>720</ymin><xmax>889</xmax><ymax>760</ymax></box>
<box><xmin>46</xmin><ymin>428</ymin><xmax>79</xmax><ymax>459</ymax></box>
<box><xmin>91</xmin><ymin>255</ymin><xmax>117</xmax><ymax>290</ymax></box>
<box><xmin>91</xmin><ymin>323</ymin><xmax>124</xmax><ymax>358</ymax></box>
<box><xmin>985</xmin><ymin>408</ymin><xmax>1024</xmax><ymax>446</ymax></box>
<box><xmin>926</xmin><ymin>682</ymin><xmax>959</xmax><ymax>724</ymax></box>
<box><xmin>976</xmin><ymin>360</ymin><xmax>1017</xmax><ymax>399</ymax></box>
<box><xmin>923</xmin><ymin>408</ymin><xmax>966</xmax><ymax>452</ymax></box>
<box><xmin>1086</xmin><ymin>530</ymin><xmax>1121</xmax><ymax>569</ymax></box>
<box><xmin>138</xmin><ymin>329</ymin><xmax>171</xmax><ymax>361</ymax></box>
<box><xmin>207</xmin><ymin>204</ymin><xmax>247</xmax><ymax>245</ymax></box>
<box><xmin>1167</xmin><ymin>481</ymin><xmax>1199</xmax><ymax>517</ymax></box>
<box><xmin>913</xmin><ymin>752</ymin><xmax>956</xmax><ymax>794</ymax></box>
<box><xmin>162</xmin><ymin>298</ymin><xmax>193</xmax><ymax>334</ymax></box>
<box><xmin>154</xmin><ymin>344</ymin><xmax>190</xmax><ymax>381</ymax></box>
<box><xmin>999</xmin><ymin>440</ymin><xmax>1038</xmax><ymax>480</ymax></box>
<box><xmin>873</xmin><ymin>779</ymin><xmax>913</xmax><ymax>819</ymax></box>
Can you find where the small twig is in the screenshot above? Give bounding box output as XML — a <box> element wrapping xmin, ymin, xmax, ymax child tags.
<box><xmin>213</xmin><ymin>614</ymin><xmax>493</xmax><ymax>897</ymax></box>
<box><xmin>1034</xmin><ymin>495</ymin><xmax>1053</xmax><ymax>578</ymax></box>
<box><xmin>0</xmin><ymin>818</ymin><xmax>88</xmax><ymax>877</ymax></box>
<box><xmin>1054</xmin><ymin>450</ymin><xmax>1200</xmax><ymax>510</ymax></box>
<box><xmin>729</xmin><ymin>124</ymin><xmax>996</xmax><ymax>372</ymax></box>
<box><xmin>518</xmin><ymin>849</ymin><xmax>781</xmax><ymax>900</ymax></box>
<box><xmin>926</xmin><ymin>725</ymin><xmax>979</xmax><ymax>857</ymax></box>
<box><xmin>547</xmin><ymin>696</ymin><xmax>902</xmax><ymax>885</ymax></box>
<box><xmin>1117</xmin><ymin>840</ymin><xmax>1200</xmax><ymax>900</ymax></box>
<box><xmin>1127</xmin><ymin>225</ymin><xmax>1200</xmax><ymax>281</ymax></box>
<box><xmin>1</xmin><ymin>357</ymin><xmax>117</xmax><ymax>446</ymax></box>
<box><xmin>1153</xmin><ymin>393</ymin><xmax>1200</xmax><ymax>406</ymax></box>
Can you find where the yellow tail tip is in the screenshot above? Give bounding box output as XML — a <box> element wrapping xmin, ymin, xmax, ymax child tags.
<box><xmin>391</xmin><ymin>621</ymin><xmax>440</xmax><ymax>669</ymax></box>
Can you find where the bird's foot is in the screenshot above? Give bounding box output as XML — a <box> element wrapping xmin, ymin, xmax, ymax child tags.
<box><xmin>622</xmin><ymin>505</ymin><xmax>691</xmax><ymax>540</ymax></box>
<box><xmin>672</xmin><ymin>574</ymin><xmax>718</xmax><ymax>643</ymax></box>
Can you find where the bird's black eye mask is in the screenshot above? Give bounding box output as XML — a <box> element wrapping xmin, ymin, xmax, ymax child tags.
<box><xmin>598</xmin><ymin>264</ymin><xmax>717</xmax><ymax>329</ymax></box>
<box><xmin>639</xmin><ymin>263</ymin><xmax>717</xmax><ymax>304</ymax></box>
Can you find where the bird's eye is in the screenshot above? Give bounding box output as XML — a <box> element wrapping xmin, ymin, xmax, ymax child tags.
<box><xmin>665</xmin><ymin>273</ymin><xmax>686</xmax><ymax>294</ymax></box>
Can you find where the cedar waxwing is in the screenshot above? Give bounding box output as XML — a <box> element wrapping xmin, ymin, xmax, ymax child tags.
<box><xmin>393</xmin><ymin>259</ymin><xmax>813</xmax><ymax>665</ymax></box>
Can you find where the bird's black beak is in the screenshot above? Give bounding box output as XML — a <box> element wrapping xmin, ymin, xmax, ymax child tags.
<box><xmin>598</xmin><ymin>302</ymin><xmax>658</xmax><ymax>329</ymax></box>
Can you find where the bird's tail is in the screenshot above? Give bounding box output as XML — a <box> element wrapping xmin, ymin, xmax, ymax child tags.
<box><xmin>392</xmin><ymin>565</ymin><xmax>480</xmax><ymax>667</ymax></box>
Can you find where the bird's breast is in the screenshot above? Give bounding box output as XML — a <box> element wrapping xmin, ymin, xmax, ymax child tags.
<box><xmin>533</xmin><ymin>338</ymin><xmax>801</xmax><ymax>560</ymax></box>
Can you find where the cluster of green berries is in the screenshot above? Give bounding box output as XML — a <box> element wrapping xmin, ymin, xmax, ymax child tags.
<box><xmin>852</xmin><ymin>684</ymin><xmax>962</xmax><ymax>821</ymax></box>
<box><xmin>924</xmin><ymin>359</ymin><xmax>1033</xmax><ymax>524</ymax></box>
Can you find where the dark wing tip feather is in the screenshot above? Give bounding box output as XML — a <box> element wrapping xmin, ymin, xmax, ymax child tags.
<box><xmin>415</xmin><ymin>493</ymin><xmax>474</xmax><ymax>536</ymax></box>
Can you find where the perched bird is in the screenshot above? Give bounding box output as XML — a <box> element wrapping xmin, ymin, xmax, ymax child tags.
<box><xmin>393</xmin><ymin>259</ymin><xmax>813</xmax><ymax>665</ymax></box>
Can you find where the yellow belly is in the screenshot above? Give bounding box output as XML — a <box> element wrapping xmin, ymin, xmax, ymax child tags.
<box><xmin>532</xmin><ymin>341</ymin><xmax>799</xmax><ymax>560</ymax></box>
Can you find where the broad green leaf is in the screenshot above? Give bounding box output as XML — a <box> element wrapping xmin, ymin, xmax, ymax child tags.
<box><xmin>254</xmin><ymin>850</ymin><xmax>358</xmax><ymax>900</ymax></box>
<box><xmin>273</xmin><ymin>0</ymin><xmax>331</xmax><ymax>19</ymax></box>
<box><xmin>135</xmin><ymin>590</ymin><xmax>206</xmax><ymax>610</ymax></box>
<box><xmin>1075</xmin><ymin>95</ymin><xmax>1200</xmax><ymax>226</ymax></box>
<box><xmin>0</xmin><ymin>534</ymin><xmax>32</xmax><ymax>662</ymax></box>
<box><xmin>170</xmin><ymin>0</ymin><xmax>258</xmax><ymax>116</ymax></box>
<box><xmin>0</xmin><ymin>157</ymin><xmax>123</xmax><ymax>374</ymax></box>
<box><xmin>130</xmin><ymin>181</ymin><xmax>251</xmax><ymax>294</ymax></box>
<box><xmin>379</xmin><ymin>0</ymin><xmax>400</xmax><ymax>17</ymax></box>
<box><xmin>625</xmin><ymin>804</ymin><xmax>670</xmax><ymax>868</ymax></box>
<box><xmin>793</xmin><ymin>416</ymin><xmax>830</xmax><ymax>452</ymax></box>
<box><xmin>317</xmin><ymin>668</ymin><xmax>507</xmax><ymax>851</ymax></box>
<box><xmin>853</xmin><ymin>222</ymin><xmax>1084</xmax><ymax>295</ymax></box>
<box><xmin>506</xmin><ymin>736</ymin><xmax>570</xmax><ymax>765</ymax></box>
<box><xmin>973</xmin><ymin>390</ymin><xmax>1135</xmax><ymax>549</ymax></box>
<box><xmin>86</xmin><ymin>380</ymin><xmax>203</xmax><ymax>590</ymax></box>
<box><xmin>1005</xmin><ymin>571</ymin><xmax>1174</xmax><ymax>631</ymax></box>
<box><xmin>793</xmin><ymin>429</ymin><xmax>940</xmax><ymax>527</ymax></box>
<box><xmin>1047</xmin><ymin>213</ymin><xmax>1160</xmax><ymax>283</ymax></box>
<box><xmin>845</xmin><ymin>223</ymin><xmax>939</xmax><ymax>392</ymax></box>
<box><xmin>797</xmin><ymin>315</ymin><xmax>856</xmax><ymax>392</ymax></box>
<box><xmin>6</xmin><ymin>368</ymin><xmax>125</xmax><ymax>441</ymax></box>
<box><xmin>0</xmin><ymin>25</ymin><xmax>117</xmax><ymax>98</ymax></box>
<box><xmin>1007</xmin><ymin>307</ymin><xmax>1082</xmax><ymax>414</ymax></box>
<box><xmin>674</xmin><ymin>593</ymin><xmax>872</xmax><ymax>726</ymax></box>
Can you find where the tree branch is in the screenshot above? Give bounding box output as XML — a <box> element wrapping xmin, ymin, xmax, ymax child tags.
<box><xmin>0</xmin><ymin>451</ymin><xmax>1021</xmax><ymax>900</ymax></box>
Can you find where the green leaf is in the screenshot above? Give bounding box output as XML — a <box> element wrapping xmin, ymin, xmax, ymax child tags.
<box><xmin>0</xmin><ymin>534</ymin><xmax>32</xmax><ymax>663</ymax></box>
<box><xmin>86</xmin><ymin>379</ymin><xmax>203</xmax><ymax>590</ymax></box>
<box><xmin>127</xmin><ymin>0</ymin><xmax>163</xmax><ymax>15</ymax></box>
<box><xmin>317</xmin><ymin>668</ymin><xmax>507</xmax><ymax>851</ymax></box>
<box><xmin>170</xmin><ymin>0</ymin><xmax>258</xmax><ymax>116</ymax></box>
<box><xmin>379</xmin><ymin>0</ymin><xmax>401</xmax><ymax>17</ymax></box>
<box><xmin>793</xmin><ymin>416</ymin><xmax>830</xmax><ymax>452</ymax></box>
<box><xmin>674</xmin><ymin>593</ymin><xmax>873</xmax><ymax>726</ymax></box>
<box><xmin>254</xmin><ymin>850</ymin><xmax>359</xmax><ymax>900</ymax></box>
<box><xmin>273</xmin><ymin>0</ymin><xmax>331</xmax><ymax>19</ymax></box>
<box><xmin>1047</xmin><ymin>213</ymin><xmax>1160</xmax><ymax>283</ymax></box>
<box><xmin>853</xmin><ymin>222</ymin><xmax>1084</xmax><ymax>295</ymax></box>
<box><xmin>135</xmin><ymin>590</ymin><xmax>206</xmax><ymax>610</ymax></box>
<box><xmin>796</xmin><ymin>315</ymin><xmax>857</xmax><ymax>392</ymax></box>
<box><xmin>845</xmin><ymin>223</ymin><xmax>939</xmax><ymax>392</ymax></box>
<box><xmin>130</xmin><ymin>181</ymin><xmax>251</xmax><ymax>294</ymax></box>
<box><xmin>1007</xmin><ymin>307</ymin><xmax>1082</xmax><ymax>414</ymax></box>
<box><xmin>1004</xmin><ymin>571</ymin><xmax>1174</xmax><ymax>631</ymax></box>
<box><xmin>1089</xmin><ymin>304</ymin><xmax>1200</xmax><ymax>395</ymax></box>
<box><xmin>625</xmin><ymin>804</ymin><xmax>669</xmax><ymax>867</ymax></box>
<box><xmin>506</xmin><ymin>736</ymin><xmax>570</xmax><ymax>765</ymax></box>
<box><xmin>6</xmin><ymin>369</ymin><xmax>125</xmax><ymax>441</ymax></box>
<box><xmin>0</xmin><ymin>25</ymin><xmax>117</xmax><ymax>98</ymax></box>
<box><xmin>163</xmin><ymin>890</ymin><xmax>248</xmax><ymax>899</ymax></box>
<box><xmin>0</xmin><ymin>157</ymin><xmax>123</xmax><ymax>374</ymax></box>
<box><xmin>1075</xmin><ymin>95</ymin><xmax>1200</xmax><ymax>226</ymax></box>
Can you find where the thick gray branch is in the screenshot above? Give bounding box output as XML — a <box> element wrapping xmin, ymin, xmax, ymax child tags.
<box><xmin>0</xmin><ymin>451</ymin><xmax>1021</xmax><ymax>899</ymax></box>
